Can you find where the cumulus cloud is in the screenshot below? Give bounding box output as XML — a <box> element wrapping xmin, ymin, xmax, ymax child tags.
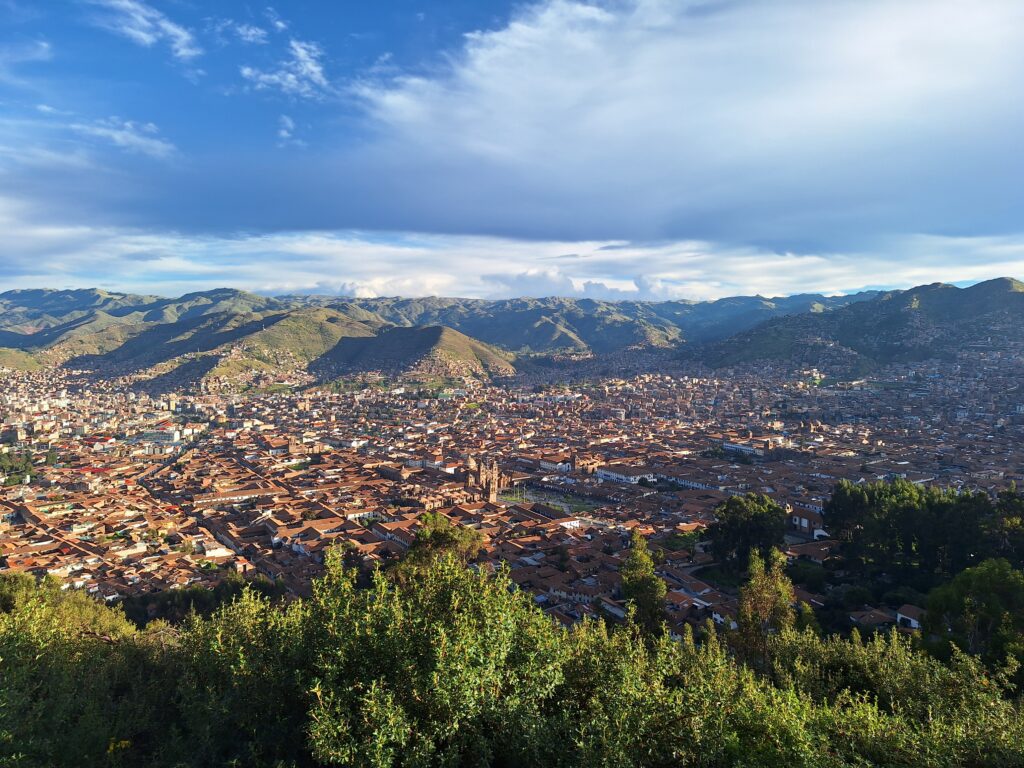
<box><xmin>86</xmin><ymin>0</ymin><xmax>202</xmax><ymax>60</ymax></box>
<box><xmin>241</xmin><ymin>38</ymin><xmax>331</xmax><ymax>98</ymax></box>
<box><xmin>342</xmin><ymin>0</ymin><xmax>1024</xmax><ymax>248</ymax></box>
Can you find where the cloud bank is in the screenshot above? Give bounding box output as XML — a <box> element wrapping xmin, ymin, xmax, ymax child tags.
<box><xmin>339</xmin><ymin>0</ymin><xmax>1024</xmax><ymax>247</ymax></box>
<box><xmin>2</xmin><ymin>192</ymin><xmax>1023</xmax><ymax>300</ymax></box>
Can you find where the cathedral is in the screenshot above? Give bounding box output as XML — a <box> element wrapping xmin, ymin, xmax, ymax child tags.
<box><xmin>465</xmin><ymin>456</ymin><xmax>505</xmax><ymax>503</ymax></box>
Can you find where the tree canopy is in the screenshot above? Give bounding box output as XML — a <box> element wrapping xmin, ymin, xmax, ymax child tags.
<box><xmin>3</xmin><ymin>551</ymin><xmax>1024</xmax><ymax>767</ymax></box>
<box><xmin>824</xmin><ymin>479</ymin><xmax>1024</xmax><ymax>587</ymax></box>
<box><xmin>619</xmin><ymin>530</ymin><xmax>667</xmax><ymax>636</ymax></box>
<box><xmin>710</xmin><ymin>493</ymin><xmax>787</xmax><ymax>571</ymax></box>
<box><xmin>925</xmin><ymin>558</ymin><xmax>1024</xmax><ymax>669</ymax></box>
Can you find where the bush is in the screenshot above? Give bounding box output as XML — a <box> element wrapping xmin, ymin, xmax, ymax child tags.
<box><xmin>2</xmin><ymin>554</ymin><xmax>1022</xmax><ymax>767</ymax></box>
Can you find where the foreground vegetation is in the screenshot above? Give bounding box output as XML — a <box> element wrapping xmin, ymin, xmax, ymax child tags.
<box><xmin>2</xmin><ymin>546</ymin><xmax>1023</xmax><ymax>768</ymax></box>
<box><xmin>704</xmin><ymin>481</ymin><xmax>1024</xmax><ymax>670</ymax></box>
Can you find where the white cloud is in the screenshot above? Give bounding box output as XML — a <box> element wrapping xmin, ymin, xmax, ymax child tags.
<box><xmin>264</xmin><ymin>7</ymin><xmax>288</xmax><ymax>32</ymax></box>
<box><xmin>276</xmin><ymin>113</ymin><xmax>305</xmax><ymax>146</ymax></box>
<box><xmin>235</xmin><ymin>23</ymin><xmax>268</xmax><ymax>44</ymax></box>
<box><xmin>206</xmin><ymin>18</ymin><xmax>269</xmax><ymax>45</ymax></box>
<box><xmin>1</xmin><ymin>197</ymin><xmax>1022</xmax><ymax>300</ymax></box>
<box><xmin>0</xmin><ymin>40</ymin><xmax>52</xmax><ymax>85</ymax></box>
<box><xmin>87</xmin><ymin>0</ymin><xmax>201</xmax><ymax>60</ymax></box>
<box><xmin>241</xmin><ymin>38</ymin><xmax>331</xmax><ymax>99</ymax></box>
<box><xmin>346</xmin><ymin>0</ymin><xmax>1024</xmax><ymax>247</ymax></box>
<box><xmin>278</xmin><ymin>114</ymin><xmax>295</xmax><ymax>139</ymax></box>
<box><xmin>69</xmin><ymin>117</ymin><xmax>175</xmax><ymax>159</ymax></box>
<box><xmin>4</xmin><ymin>0</ymin><xmax>1024</xmax><ymax>302</ymax></box>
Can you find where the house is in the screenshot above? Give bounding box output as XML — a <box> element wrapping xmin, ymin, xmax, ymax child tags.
<box><xmin>789</xmin><ymin>508</ymin><xmax>829</xmax><ymax>539</ymax></box>
<box><xmin>849</xmin><ymin>607</ymin><xmax>897</xmax><ymax>630</ymax></box>
<box><xmin>785</xmin><ymin>539</ymin><xmax>836</xmax><ymax>565</ymax></box>
<box><xmin>596</xmin><ymin>464</ymin><xmax>656</xmax><ymax>485</ymax></box>
<box><xmin>897</xmin><ymin>604</ymin><xmax>925</xmax><ymax>630</ymax></box>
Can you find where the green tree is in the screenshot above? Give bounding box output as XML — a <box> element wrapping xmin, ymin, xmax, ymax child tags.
<box><xmin>926</xmin><ymin>558</ymin><xmax>1024</xmax><ymax>669</ymax></box>
<box><xmin>0</xmin><ymin>574</ymin><xmax>175</xmax><ymax>767</ymax></box>
<box><xmin>710</xmin><ymin>493</ymin><xmax>787</xmax><ymax>571</ymax></box>
<box><xmin>174</xmin><ymin>587</ymin><xmax>312</xmax><ymax>766</ymax></box>
<box><xmin>401</xmin><ymin>512</ymin><xmax>485</xmax><ymax>570</ymax></box>
<box><xmin>390</xmin><ymin>512</ymin><xmax>486</xmax><ymax>586</ymax></box>
<box><xmin>3</xmin><ymin>547</ymin><xmax>1024</xmax><ymax>767</ymax></box>
<box><xmin>794</xmin><ymin>602</ymin><xmax>821</xmax><ymax>635</ymax></box>
<box><xmin>735</xmin><ymin>549</ymin><xmax>795</xmax><ymax>669</ymax></box>
<box><xmin>989</xmin><ymin>484</ymin><xmax>1024</xmax><ymax>564</ymax></box>
<box><xmin>620</xmin><ymin>530</ymin><xmax>667</xmax><ymax>636</ymax></box>
<box><xmin>823</xmin><ymin>479</ymin><xmax>1015</xmax><ymax>590</ymax></box>
<box><xmin>307</xmin><ymin>551</ymin><xmax>564</xmax><ymax>767</ymax></box>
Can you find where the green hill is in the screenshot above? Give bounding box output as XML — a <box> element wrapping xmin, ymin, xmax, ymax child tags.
<box><xmin>0</xmin><ymin>347</ymin><xmax>39</xmax><ymax>371</ymax></box>
<box><xmin>239</xmin><ymin>308</ymin><xmax>382</xmax><ymax>363</ymax></box>
<box><xmin>0</xmin><ymin>286</ymin><xmax>882</xmax><ymax>363</ymax></box>
<box><xmin>1</xmin><ymin>280</ymin><xmax>1019</xmax><ymax>382</ymax></box>
<box><xmin>702</xmin><ymin>277</ymin><xmax>1024</xmax><ymax>371</ymax></box>
<box><xmin>318</xmin><ymin>325</ymin><xmax>515</xmax><ymax>379</ymax></box>
<box><xmin>335</xmin><ymin>293</ymin><xmax>877</xmax><ymax>353</ymax></box>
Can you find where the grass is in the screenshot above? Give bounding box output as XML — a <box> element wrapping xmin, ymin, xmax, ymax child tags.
<box><xmin>0</xmin><ymin>348</ymin><xmax>40</xmax><ymax>371</ymax></box>
<box><xmin>499</xmin><ymin>488</ymin><xmax>599</xmax><ymax>514</ymax></box>
<box><xmin>661</xmin><ymin>532</ymin><xmax>700</xmax><ymax>552</ymax></box>
<box><xmin>694</xmin><ymin>564</ymin><xmax>745</xmax><ymax>589</ymax></box>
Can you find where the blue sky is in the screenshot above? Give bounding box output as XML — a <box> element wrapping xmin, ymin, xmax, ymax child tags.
<box><xmin>1</xmin><ymin>0</ymin><xmax>1023</xmax><ymax>300</ymax></box>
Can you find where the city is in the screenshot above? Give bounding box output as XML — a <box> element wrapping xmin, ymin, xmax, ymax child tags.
<box><xmin>3</xmin><ymin>335</ymin><xmax>1021</xmax><ymax>635</ymax></box>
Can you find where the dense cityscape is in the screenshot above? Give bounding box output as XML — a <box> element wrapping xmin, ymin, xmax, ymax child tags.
<box><xmin>4</xmin><ymin>334</ymin><xmax>1022</xmax><ymax>633</ymax></box>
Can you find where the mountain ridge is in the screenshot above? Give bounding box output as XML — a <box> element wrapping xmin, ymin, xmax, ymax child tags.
<box><xmin>701</xmin><ymin>277</ymin><xmax>1024</xmax><ymax>372</ymax></box>
<box><xmin>1</xmin><ymin>279</ymin><xmax>1021</xmax><ymax>384</ymax></box>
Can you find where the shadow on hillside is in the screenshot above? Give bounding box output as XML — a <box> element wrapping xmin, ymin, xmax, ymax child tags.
<box><xmin>0</xmin><ymin>312</ymin><xmax>115</xmax><ymax>350</ymax></box>
<box><xmin>309</xmin><ymin>325</ymin><xmax>444</xmax><ymax>380</ymax></box>
<box><xmin>63</xmin><ymin>312</ymin><xmax>291</xmax><ymax>374</ymax></box>
<box><xmin>133</xmin><ymin>356</ymin><xmax>223</xmax><ymax>395</ymax></box>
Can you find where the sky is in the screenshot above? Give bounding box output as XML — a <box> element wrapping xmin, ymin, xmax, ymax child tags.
<box><xmin>1</xmin><ymin>0</ymin><xmax>1023</xmax><ymax>301</ymax></box>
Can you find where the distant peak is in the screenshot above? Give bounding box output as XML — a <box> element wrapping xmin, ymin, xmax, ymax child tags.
<box><xmin>965</xmin><ymin>276</ymin><xmax>1024</xmax><ymax>293</ymax></box>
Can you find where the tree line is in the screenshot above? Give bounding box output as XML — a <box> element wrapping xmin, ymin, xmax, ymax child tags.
<box><xmin>707</xmin><ymin>480</ymin><xmax>1024</xmax><ymax>682</ymax></box>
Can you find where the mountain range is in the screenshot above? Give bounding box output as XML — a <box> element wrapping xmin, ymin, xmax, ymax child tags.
<box><xmin>701</xmin><ymin>277</ymin><xmax>1024</xmax><ymax>373</ymax></box>
<box><xmin>0</xmin><ymin>279</ymin><xmax>1019</xmax><ymax>385</ymax></box>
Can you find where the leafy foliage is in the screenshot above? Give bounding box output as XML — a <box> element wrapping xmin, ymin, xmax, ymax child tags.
<box><xmin>0</xmin><ymin>452</ymin><xmax>36</xmax><ymax>485</ymax></box>
<box><xmin>710</xmin><ymin>493</ymin><xmax>787</xmax><ymax>571</ymax></box>
<box><xmin>2</xmin><ymin>551</ymin><xmax>1024</xmax><ymax>767</ymax></box>
<box><xmin>825</xmin><ymin>479</ymin><xmax>1024</xmax><ymax>589</ymax></box>
<box><xmin>925</xmin><ymin>558</ymin><xmax>1024</xmax><ymax>672</ymax></box>
<box><xmin>620</xmin><ymin>530</ymin><xmax>667</xmax><ymax>636</ymax></box>
<box><xmin>391</xmin><ymin>512</ymin><xmax>486</xmax><ymax>583</ymax></box>
<box><xmin>735</xmin><ymin>549</ymin><xmax>795</xmax><ymax>670</ymax></box>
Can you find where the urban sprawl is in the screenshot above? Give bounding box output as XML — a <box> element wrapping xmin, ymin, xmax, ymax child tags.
<box><xmin>2</xmin><ymin>349</ymin><xmax>1022</xmax><ymax>636</ymax></box>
